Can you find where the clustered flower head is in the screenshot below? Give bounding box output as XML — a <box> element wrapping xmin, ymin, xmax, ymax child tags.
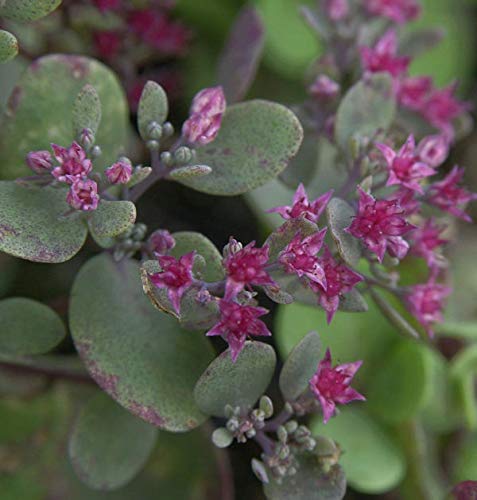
<box><xmin>182</xmin><ymin>86</ymin><xmax>227</xmax><ymax>145</ymax></box>
<box><xmin>310</xmin><ymin>349</ymin><xmax>365</xmax><ymax>424</ymax></box>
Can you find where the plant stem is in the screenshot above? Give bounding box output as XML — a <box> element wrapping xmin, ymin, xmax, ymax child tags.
<box><xmin>254</xmin><ymin>430</ymin><xmax>275</xmax><ymax>456</ymax></box>
<box><xmin>263</xmin><ymin>405</ymin><xmax>293</xmax><ymax>432</ymax></box>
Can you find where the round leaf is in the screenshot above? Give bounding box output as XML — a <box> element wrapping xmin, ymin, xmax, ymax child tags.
<box><xmin>0</xmin><ymin>30</ymin><xmax>18</xmax><ymax>64</ymax></box>
<box><xmin>0</xmin><ymin>54</ymin><xmax>128</xmax><ymax>180</ymax></box>
<box><xmin>263</xmin><ymin>452</ymin><xmax>346</xmax><ymax>500</ymax></box>
<box><xmin>0</xmin><ymin>297</ymin><xmax>66</xmax><ymax>356</ymax></box>
<box><xmin>88</xmin><ymin>200</ymin><xmax>136</xmax><ymax>238</ymax></box>
<box><xmin>70</xmin><ymin>253</ymin><xmax>215</xmax><ymax>431</ymax></box>
<box><xmin>72</xmin><ymin>84</ymin><xmax>102</xmax><ymax>137</ymax></box>
<box><xmin>312</xmin><ymin>409</ymin><xmax>406</xmax><ymax>494</ymax></box>
<box><xmin>367</xmin><ymin>339</ymin><xmax>435</xmax><ymax>424</ymax></box>
<box><xmin>0</xmin><ymin>182</ymin><xmax>87</xmax><ymax>263</ymax></box>
<box><xmin>194</xmin><ymin>341</ymin><xmax>276</xmax><ymax>417</ymax></box>
<box><xmin>137</xmin><ymin>81</ymin><xmax>168</xmax><ymax>140</ymax></box>
<box><xmin>0</xmin><ymin>0</ymin><xmax>61</xmax><ymax>22</ymax></box>
<box><xmin>211</xmin><ymin>427</ymin><xmax>234</xmax><ymax>448</ymax></box>
<box><xmin>179</xmin><ymin>100</ymin><xmax>303</xmax><ymax>195</ymax></box>
<box><xmin>335</xmin><ymin>73</ymin><xmax>396</xmax><ymax>151</ymax></box>
<box><xmin>279</xmin><ymin>331</ymin><xmax>321</xmax><ymax>401</ymax></box>
<box><xmin>326</xmin><ymin>197</ymin><xmax>361</xmax><ymax>267</ymax></box>
<box><xmin>69</xmin><ymin>392</ymin><xmax>158</xmax><ymax>491</ymax></box>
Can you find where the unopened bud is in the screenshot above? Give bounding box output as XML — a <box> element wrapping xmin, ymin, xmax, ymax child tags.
<box><xmin>148</xmin><ymin>229</ymin><xmax>175</xmax><ymax>255</ymax></box>
<box><xmin>91</xmin><ymin>145</ymin><xmax>102</xmax><ymax>158</ymax></box>
<box><xmin>26</xmin><ymin>150</ymin><xmax>52</xmax><ymax>174</ymax></box>
<box><xmin>162</xmin><ymin>121</ymin><xmax>174</xmax><ymax>137</ymax></box>
<box><xmin>79</xmin><ymin>127</ymin><xmax>95</xmax><ymax>150</ymax></box>
<box><xmin>160</xmin><ymin>151</ymin><xmax>173</xmax><ymax>166</ymax></box>
<box><xmin>277</xmin><ymin>426</ymin><xmax>288</xmax><ymax>443</ymax></box>
<box><xmin>146</xmin><ymin>140</ymin><xmax>160</xmax><ymax>151</ymax></box>
<box><xmin>222</xmin><ymin>237</ymin><xmax>243</xmax><ymax>259</ymax></box>
<box><xmin>147</xmin><ymin>121</ymin><xmax>163</xmax><ymax>141</ymax></box>
<box><xmin>174</xmin><ymin>146</ymin><xmax>194</xmax><ymax>165</ymax></box>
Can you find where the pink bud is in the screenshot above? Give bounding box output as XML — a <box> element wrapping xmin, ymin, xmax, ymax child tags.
<box><xmin>67</xmin><ymin>179</ymin><xmax>100</xmax><ymax>212</ymax></box>
<box><xmin>182</xmin><ymin>86</ymin><xmax>226</xmax><ymax>145</ymax></box>
<box><xmin>51</xmin><ymin>142</ymin><xmax>92</xmax><ymax>184</ymax></box>
<box><xmin>417</xmin><ymin>135</ymin><xmax>449</xmax><ymax>168</ymax></box>
<box><xmin>309</xmin><ymin>75</ymin><xmax>340</xmax><ymax>99</ymax></box>
<box><xmin>26</xmin><ymin>150</ymin><xmax>52</xmax><ymax>174</ymax></box>
<box><xmin>148</xmin><ymin>229</ymin><xmax>176</xmax><ymax>255</ymax></box>
<box><xmin>325</xmin><ymin>0</ymin><xmax>349</xmax><ymax>21</ymax></box>
<box><xmin>105</xmin><ymin>160</ymin><xmax>133</xmax><ymax>185</ymax></box>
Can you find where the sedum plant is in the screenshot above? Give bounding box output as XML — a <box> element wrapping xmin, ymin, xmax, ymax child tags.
<box><xmin>0</xmin><ymin>0</ymin><xmax>477</xmax><ymax>499</ymax></box>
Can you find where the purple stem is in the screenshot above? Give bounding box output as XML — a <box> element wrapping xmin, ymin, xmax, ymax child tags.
<box><xmin>254</xmin><ymin>430</ymin><xmax>275</xmax><ymax>456</ymax></box>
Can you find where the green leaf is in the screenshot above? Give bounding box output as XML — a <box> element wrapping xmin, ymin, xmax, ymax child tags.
<box><xmin>178</xmin><ymin>100</ymin><xmax>303</xmax><ymax>195</ymax></box>
<box><xmin>0</xmin><ymin>182</ymin><xmax>87</xmax><ymax>263</ymax></box>
<box><xmin>217</xmin><ymin>5</ymin><xmax>265</xmax><ymax>103</ymax></box>
<box><xmin>0</xmin><ymin>30</ymin><xmax>18</xmax><ymax>64</ymax></box>
<box><xmin>169</xmin><ymin>165</ymin><xmax>212</xmax><ymax>180</ymax></box>
<box><xmin>137</xmin><ymin>81</ymin><xmax>168</xmax><ymax>140</ymax></box>
<box><xmin>339</xmin><ymin>289</ymin><xmax>368</xmax><ymax>313</ymax></box>
<box><xmin>0</xmin><ymin>54</ymin><xmax>128</xmax><ymax>180</ymax></box>
<box><xmin>0</xmin><ymin>297</ymin><xmax>66</xmax><ymax>356</ymax></box>
<box><xmin>279</xmin><ymin>331</ymin><xmax>321</xmax><ymax>402</ymax></box>
<box><xmin>335</xmin><ymin>73</ymin><xmax>396</xmax><ymax>151</ymax></box>
<box><xmin>312</xmin><ymin>408</ymin><xmax>406</xmax><ymax>494</ymax></box>
<box><xmin>72</xmin><ymin>84</ymin><xmax>102</xmax><ymax>138</ymax></box>
<box><xmin>88</xmin><ymin>200</ymin><xmax>136</xmax><ymax>238</ymax></box>
<box><xmin>450</xmin><ymin>345</ymin><xmax>477</xmax><ymax>430</ymax></box>
<box><xmin>367</xmin><ymin>339</ymin><xmax>435</xmax><ymax>424</ymax></box>
<box><xmin>211</xmin><ymin>427</ymin><xmax>234</xmax><ymax>448</ymax></box>
<box><xmin>0</xmin><ymin>0</ymin><xmax>62</xmax><ymax>22</ymax></box>
<box><xmin>69</xmin><ymin>392</ymin><xmax>157</xmax><ymax>491</ymax></box>
<box><xmin>127</xmin><ymin>166</ymin><xmax>152</xmax><ymax>188</ymax></box>
<box><xmin>326</xmin><ymin>198</ymin><xmax>361</xmax><ymax>267</ymax></box>
<box><xmin>194</xmin><ymin>341</ymin><xmax>276</xmax><ymax>417</ymax></box>
<box><xmin>436</xmin><ymin>321</ymin><xmax>477</xmax><ymax>340</ymax></box>
<box><xmin>70</xmin><ymin>253</ymin><xmax>215</xmax><ymax>431</ymax></box>
<box><xmin>452</xmin><ymin>431</ymin><xmax>477</xmax><ymax>484</ymax></box>
<box><xmin>263</xmin><ymin>452</ymin><xmax>346</xmax><ymax>500</ymax></box>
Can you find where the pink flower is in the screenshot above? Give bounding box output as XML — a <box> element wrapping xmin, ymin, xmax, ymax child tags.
<box><xmin>26</xmin><ymin>150</ymin><xmax>52</xmax><ymax>174</ymax></box>
<box><xmin>310</xmin><ymin>349</ymin><xmax>365</xmax><ymax>424</ymax></box>
<box><xmin>324</xmin><ymin>0</ymin><xmax>349</xmax><ymax>21</ymax></box>
<box><xmin>376</xmin><ymin>135</ymin><xmax>436</xmax><ymax>193</ymax></box>
<box><xmin>93</xmin><ymin>0</ymin><xmax>121</xmax><ymax>12</ymax></box>
<box><xmin>206</xmin><ymin>300</ymin><xmax>271</xmax><ymax>362</ymax></box>
<box><xmin>148</xmin><ymin>229</ymin><xmax>176</xmax><ymax>256</ymax></box>
<box><xmin>149</xmin><ymin>252</ymin><xmax>195</xmax><ymax>315</ymax></box>
<box><xmin>51</xmin><ymin>142</ymin><xmax>92</xmax><ymax>184</ymax></box>
<box><xmin>364</xmin><ymin>0</ymin><xmax>420</xmax><ymax>24</ymax></box>
<box><xmin>417</xmin><ymin>135</ymin><xmax>449</xmax><ymax>168</ymax></box>
<box><xmin>223</xmin><ymin>240</ymin><xmax>275</xmax><ymax>299</ymax></box>
<box><xmin>94</xmin><ymin>31</ymin><xmax>122</xmax><ymax>60</ymax></box>
<box><xmin>278</xmin><ymin>230</ymin><xmax>327</xmax><ymax>288</ymax></box>
<box><xmin>398</xmin><ymin>76</ymin><xmax>433</xmax><ymax>110</ymax></box>
<box><xmin>409</xmin><ymin>219</ymin><xmax>448</xmax><ymax>268</ymax></box>
<box><xmin>422</xmin><ymin>84</ymin><xmax>468</xmax><ymax>134</ymax></box>
<box><xmin>105</xmin><ymin>160</ymin><xmax>133</xmax><ymax>185</ymax></box>
<box><xmin>427</xmin><ymin>166</ymin><xmax>477</xmax><ymax>222</ymax></box>
<box><xmin>66</xmin><ymin>179</ymin><xmax>99</xmax><ymax>212</ymax></box>
<box><xmin>309</xmin><ymin>75</ymin><xmax>340</xmax><ymax>99</ymax></box>
<box><xmin>311</xmin><ymin>247</ymin><xmax>363</xmax><ymax>324</ymax></box>
<box><xmin>452</xmin><ymin>481</ymin><xmax>477</xmax><ymax>500</ymax></box>
<box><xmin>267</xmin><ymin>183</ymin><xmax>333</xmax><ymax>223</ymax></box>
<box><xmin>405</xmin><ymin>279</ymin><xmax>451</xmax><ymax>337</ymax></box>
<box><xmin>360</xmin><ymin>30</ymin><xmax>410</xmax><ymax>78</ymax></box>
<box><xmin>346</xmin><ymin>188</ymin><xmax>415</xmax><ymax>262</ymax></box>
<box><xmin>390</xmin><ymin>188</ymin><xmax>421</xmax><ymax>216</ymax></box>
<box><xmin>182</xmin><ymin>86</ymin><xmax>226</xmax><ymax>145</ymax></box>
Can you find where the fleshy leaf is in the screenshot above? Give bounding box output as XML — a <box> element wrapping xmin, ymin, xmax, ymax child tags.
<box><xmin>339</xmin><ymin>289</ymin><xmax>368</xmax><ymax>313</ymax></box>
<box><xmin>437</xmin><ymin>321</ymin><xmax>477</xmax><ymax>341</ymax></box>
<box><xmin>279</xmin><ymin>331</ymin><xmax>321</xmax><ymax>402</ymax></box>
<box><xmin>178</xmin><ymin>100</ymin><xmax>303</xmax><ymax>195</ymax></box>
<box><xmin>194</xmin><ymin>341</ymin><xmax>276</xmax><ymax>417</ymax></box>
<box><xmin>263</xmin><ymin>451</ymin><xmax>346</xmax><ymax>500</ymax></box>
<box><xmin>0</xmin><ymin>30</ymin><xmax>18</xmax><ymax>64</ymax></box>
<box><xmin>217</xmin><ymin>5</ymin><xmax>265</xmax><ymax>103</ymax></box>
<box><xmin>0</xmin><ymin>54</ymin><xmax>128</xmax><ymax>180</ymax></box>
<box><xmin>400</xmin><ymin>28</ymin><xmax>445</xmax><ymax>58</ymax></box>
<box><xmin>313</xmin><ymin>409</ymin><xmax>406</xmax><ymax>494</ymax></box>
<box><xmin>0</xmin><ymin>297</ymin><xmax>66</xmax><ymax>356</ymax></box>
<box><xmin>0</xmin><ymin>0</ymin><xmax>62</xmax><ymax>22</ymax></box>
<box><xmin>68</xmin><ymin>392</ymin><xmax>158</xmax><ymax>491</ymax></box>
<box><xmin>367</xmin><ymin>339</ymin><xmax>435</xmax><ymax>424</ymax></box>
<box><xmin>72</xmin><ymin>84</ymin><xmax>102</xmax><ymax>137</ymax></box>
<box><xmin>450</xmin><ymin>345</ymin><xmax>477</xmax><ymax>430</ymax></box>
<box><xmin>0</xmin><ymin>182</ymin><xmax>87</xmax><ymax>263</ymax></box>
<box><xmin>211</xmin><ymin>428</ymin><xmax>234</xmax><ymax>448</ymax></box>
<box><xmin>335</xmin><ymin>73</ymin><xmax>396</xmax><ymax>151</ymax></box>
<box><xmin>169</xmin><ymin>165</ymin><xmax>212</xmax><ymax>180</ymax></box>
<box><xmin>127</xmin><ymin>166</ymin><xmax>152</xmax><ymax>188</ymax></box>
<box><xmin>88</xmin><ymin>200</ymin><xmax>136</xmax><ymax>238</ymax></box>
<box><xmin>137</xmin><ymin>81</ymin><xmax>169</xmax><ymax>140</ymax></box>
<box><xmin>70</xmin><ymin>253</ymin><xmax>215</xmax><ymax>431</ymax></box>
<box><xmin>326</xmin><ymin>198</ymin><xmax>361</xmax><ymax>267</ymax></box>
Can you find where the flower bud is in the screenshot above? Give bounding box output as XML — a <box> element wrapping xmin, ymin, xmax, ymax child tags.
<box><xmin>26</xmin><ymin>150</ymin><xmax>52</xmax><ymax>174</ymax></box>
<box><xmin>66</xmin><ymin>179</ymin><xmax>100</xmax><ymax>211</ymax></box>
<box><xmin>309</xmin><ymin>75</ymin><xmax>340</xmax><ymax>99</ymax></box>
<box><xmin>277</xmin><ymin>426</ymin><xmax>288</xmax><ymax>443</ymax></box>
<box><xmin>417</xmin><ymin>135</ymin><xmax>449</xmax><ymax>168</ymax></box>
<box><xmin>146</xmin><ymin>139</ymin><xmax>160</xmax><ymax>151</ymax></box>
<box><xmin>148</xmin><ymin>229</ymin><xmax>176</xmax><ymax>256</ymax></box>
<box><xmin>325</xmin><ymin>0</ymin><xmax>349</xmax><ymax>21</ymax></box>
<box><xmin>162</xmin><ymin>122</ymin><xmax>174</xmax><ymax>137</ymax></box>
<box><xmin>105</xmin><ymin>160</ymin><xmax>133</xmax><ymax>185</ymax></box>
<box><xmin>79</xmin><ymin>128</ymin><xmax>95</xmax><ymax>150</ymax></box>
<box><xmin>160</xmin><ymin>151</ymin><xmax>173</xmax><ymax>166</ymax></box>
<box><xmin>147</xmin><ymin>121</ymin><xmax>163</xmax><ymax>141</ymax></box>
<box><xmin>174</xmin><ymin>146</ymin><xmax>194</xmax><ymax>165</ymax></box>
<box><xmin>222</xmin><ymin>237</ymin><xmax>243</xmax><ymax>259</ymax></box>
<box><xmin>91</xmin><ymin>145</ymin><xmax>102</xmax><ymax>158</ymax></box>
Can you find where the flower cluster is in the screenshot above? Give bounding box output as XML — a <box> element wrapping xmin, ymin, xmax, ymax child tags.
<box><xmin>25</xmin><ymin>142</ymin><xmax>133</xmax><ymax>212</ymax></box>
